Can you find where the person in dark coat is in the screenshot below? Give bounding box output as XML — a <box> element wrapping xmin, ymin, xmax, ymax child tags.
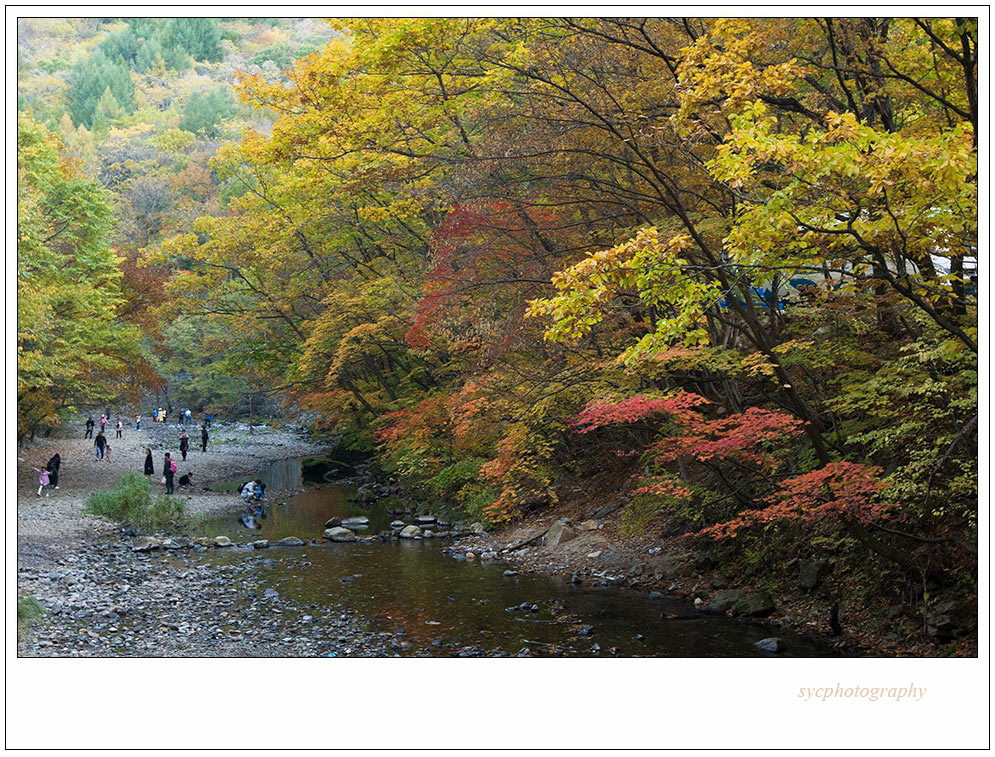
<box><xmin>84</xmin><ymin>417</ymin><xmax>94</xmax><ymax>439</ymax></box>
<box><xmin>179</xmin><ymin>430</ymin><xmax>189</xmax><ymax>461</ymax></box>
<box><xmin>94</xmin><ymin>431</ymin><xmax>107</xmax><ymax>460</ymax></box>
<box><xmin>200</xmin><ymin>425</ymin><xmax>209</xmax><ymax>452</ymax></box>
<box><xmin>46</xmin><ymin>453</ymin><xmax>61</xmax><ymax>489</ymax></box>
<box><xmin>144</xmin><ymin>448</ymin><xmax>154</xmax><ymax>477</ymax></box>
<box><xmin>163</xmin><ymin>453</ymin><xmax>175</xmax><ymax>494</ymax></box>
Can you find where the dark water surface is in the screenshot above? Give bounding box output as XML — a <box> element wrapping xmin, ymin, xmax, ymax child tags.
<box><xmin>189</xmin><ymin>459</ymin><xmax>840</xmax><ymax>657</ymax></box>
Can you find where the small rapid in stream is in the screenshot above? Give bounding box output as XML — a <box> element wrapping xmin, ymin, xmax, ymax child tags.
<box><xmin>172</xmin><ymin>457</ymin><xmax>841</xmax><ymax>657</ymax></box>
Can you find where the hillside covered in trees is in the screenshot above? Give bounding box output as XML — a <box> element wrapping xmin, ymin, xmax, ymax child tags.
<box><xmin>17</xmin><ymin>18</ymin><xmax>978</xmax><ymax>652</ymax></box>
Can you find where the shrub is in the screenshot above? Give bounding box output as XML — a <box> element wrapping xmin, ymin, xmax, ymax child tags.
<box><xmin>17</xmin><ymin>595</ymin><xmax>47</xmax><ymax>637</ymax></box>
<box><xmin>84</xmin><ymin>473</ymin><xmax>187</xmax><ymax>530</ymax></box>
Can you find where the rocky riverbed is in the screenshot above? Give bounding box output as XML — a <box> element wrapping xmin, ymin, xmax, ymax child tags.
<box><xmin>17</xmin><ymin>539</ymin><xmax>393</xmax><ymax>657</ymax></box>
<box><xmin>15</xmin><ymin>419</ymin><xmax>340</xmax><ymax>656</ymax></box>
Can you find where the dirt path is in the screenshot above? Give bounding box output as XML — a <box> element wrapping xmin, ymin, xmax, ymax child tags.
<box><xmin>16</xmin><ymin>419</ymin><xmax>327</xmax><ymax>569</ymax></box>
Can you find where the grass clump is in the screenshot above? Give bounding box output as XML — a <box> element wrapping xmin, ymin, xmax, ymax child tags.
<box><xmin>17</xmin><ymin>595</ymin><xmax>47</xmax><ymax>637</ymax></box>
<box><xmin>84</xmin><ymin>473</ymin><xmax>187</xmax><ymax>531</ymax></box>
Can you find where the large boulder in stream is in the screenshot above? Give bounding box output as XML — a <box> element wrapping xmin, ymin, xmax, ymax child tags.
<box><xmin>324</xmin><ymin>517</ymin><xmax>342</xmax><ymax>528</ymax></box>
<box><xmin>399</xmin><ymin>525</ymin><xmax>422</xmax><ymax>539</ymax></box>
<box><xmin>341</xmin><ymin>516</ymin><xmax>370</xmax><ymax>529</ymax></box>
<box><xmin>323</xmin><ymin>527</ymin><xmax>357</xmax><ymax>542</ymax></box>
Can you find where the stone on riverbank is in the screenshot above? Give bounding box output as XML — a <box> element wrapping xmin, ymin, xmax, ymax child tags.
<box><xmin>706</xmin><ymin>589</ymin><xmax>746</xmax><ymax>613</ymax></box>
<box><xmin>544</xmin><ymin>520</ymin><xmax>578</xmax><ymax>547</ymax></box>
<box><xmin>323</xmin><ymin>527</ymin><xmax>357</xmax><ymax>542</ymax></box>
<box><xmin>708</xmin><ymin>588</ymin><xmax>775</xmax><ymax>617</ymax></box>
<box><xmin>274</xmin><ymin>536</ymin><xmax>304</xmax><ymax>547</ymax></box>
<box><xmin>323</xmin><ymin>517</ymin><xmax>341</xmax><ymax>528</ymax></box>
<box><xmin>131</xmin><ymin>537</ymin><xmax>161</xmax><ymax>552</ymax></box>
<box><xmin>414</xmin><ymin>514</ymin><xmax>437</xmax><ymax>525</ymax></box>
<box><xmin>342</xmin><ymin>516</ymin><xmax>369</xmax><ymax>529</ymax></box>
<box><xmin>798</xmin><ymin>558</ymin><xmax>829</xmax><ymax>589</ymax></box>
<box><xmin>733</xmin><ymin>592</ymin><xmax>776</xmax><ymax>617</ymax></box>
<box><xmin>754</xmin><ymin>637</ymin><xmax>782</xmax><ymax>653</ymax></box>
<box><xmin>252</xmin><ymin>540</ymin><xmax>269</xmax><ymax>549</ymax></box>
<box><xmin>212</xmin><ymin>536</ymin><xmax>233</xmax><ymax>547</ymax></box>
<box><xmin>399</xmin><ymin>525</ymin><xmax>422</xmax><ymax>539</ymax></box>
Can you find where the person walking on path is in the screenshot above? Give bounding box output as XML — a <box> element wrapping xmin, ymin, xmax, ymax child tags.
<box><xmin>94</xmin><ymin>430</ymin><xmax>107</xmax><ymax>460</ymax></box>
<box><xmin>32</xmin><ymin>466</ymin><xmax>52</xmax><ymax>497</ymax></box>
<box><xmin>116</xmin><ymin>418</ymin><xmax>123</xmax><ymax>438</ymax></box>
<box><xmin>85</xmin><ymin>417</ymin><xmax>94</xmax><ymax>439</ymax></box>
<box><xmin>179</xmin><ymin>430</ymin><xmax>189</xmax><ymax>461</ymax></box>
<box><xmin>99</xmin><ymin>415</ymin><xmax>107</xmax><ymax>434</ymax></box>
<box><xmin>200</xmin><ymin>424</ymin><xmax>209</xmax><ymax>453</ymax></box>
<box><xmin>163</xmin><ymin>453</ymin><xmax>176</xmax><ymax>494</ymax></box>
<box><xmin>204</xmin><ymin>412</ymin><xmax>212</xmax><ymax>429</ymax></box>
<box><xmin>136</xmin><ymin>414</ymin><xmax>142</xmax><ymax>430</ymax></box>
<box><xmin>46</xmin><ymin>453</ymin><xmax>61</xmax><ymax>490</ymax></box>
<box><xmin>104</xmin><ymin>441</ymin><xmax>113</xmax><ymax>462</ymax></box>
<box><xmin>144</xmin><ymin>448</ymin><xmax>154</xmax><ymax>478</ymax></box>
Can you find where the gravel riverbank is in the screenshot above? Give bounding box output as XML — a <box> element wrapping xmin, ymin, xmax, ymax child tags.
<box><xmin>15</xmin><ymin>420</ymin><xmax>396</xmax><ymax>657</ymax></box>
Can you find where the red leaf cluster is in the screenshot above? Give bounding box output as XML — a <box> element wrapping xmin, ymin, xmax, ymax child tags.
<box><xmin>571</xmin><ymin>392</ymin><xmax>709</xmax><ymax>433</ymax></box>
<box><xmin>653</xmin><ymin>407</ymin><xmax>805</xmax><ymax>466</ymax></box>
<box><xmin>633</xmin><ymin>477</ymin><xmax>694</xmax><ymax>500</ymax></box>
<box><xmin>695</xmin><ymin>462</ymin><xmax>893</xmax><ymax>539</ymax></box>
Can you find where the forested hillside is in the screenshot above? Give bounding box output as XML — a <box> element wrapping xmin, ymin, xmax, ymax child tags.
<box><xmin>17</xmin><ymin>18</ymin><xmax>336</xmax><ymax>435</ymax></box>
<box><xmin>17</xmin><ymin>18</ymin><xmax>978</xmax><ymax>650</ymax></box>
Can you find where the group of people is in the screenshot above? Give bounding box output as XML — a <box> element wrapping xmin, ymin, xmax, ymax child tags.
<box><xmin>240</xmin><ymin>479</ymin><xmax>267</xmax><ymax>524</ymax></box>
<box><xmin>84</xmin><ymin>415</ymin><xmax>122</xmax><ymax>440</ymax></box>
<box><xmin>30</xmin><ymin>408</ymin><xmax>220</xmax><ymax>500</ymax></box>
<box><xmin>143</xmin><ymin>449</ymin><xmax>194</xmax><ymax>494</ymax></box>
<box><xmin>83</xmin><ymin>411</ymin><xmax>211</xmax><ymax>496</ymax></box>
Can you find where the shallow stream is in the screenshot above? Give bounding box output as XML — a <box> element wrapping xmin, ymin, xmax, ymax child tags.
<box><xmin>184</xmin><ymin>457</ymin><xmax>839</xmax><ymax>657</ymax></box>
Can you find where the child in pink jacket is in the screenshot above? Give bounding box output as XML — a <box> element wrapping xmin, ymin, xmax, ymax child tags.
<box><xmin>32</xmin><ymin>467</ymin><xmax>51</xmax><ymax>497</ymax></box>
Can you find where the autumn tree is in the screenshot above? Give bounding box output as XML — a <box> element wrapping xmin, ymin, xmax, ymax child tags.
<box><xmin>17</xmin><ymin>114</ymin><xmax>141</xmax><ymax>442</ymax></box>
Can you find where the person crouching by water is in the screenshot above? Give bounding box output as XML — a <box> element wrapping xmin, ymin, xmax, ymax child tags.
<box><xmin>144</xmin><ymin>448</ymin><xmax>154</xmax><ymax>479</ymax></box>
<box><xmin>163</xmin><ymin>453</ymin><xmax>176</xmax><ymax>494</ymax></box>
<box><xmin>177</xmin><ymin>471</ymin><xmax>194</xmax><ymax>488</ymax></box>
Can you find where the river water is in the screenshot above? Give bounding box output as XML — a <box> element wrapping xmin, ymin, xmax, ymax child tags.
<box><xmin>188</xmin><ymin>458</ymin><xmax>839</xmax><ymax>657</ymax></box>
